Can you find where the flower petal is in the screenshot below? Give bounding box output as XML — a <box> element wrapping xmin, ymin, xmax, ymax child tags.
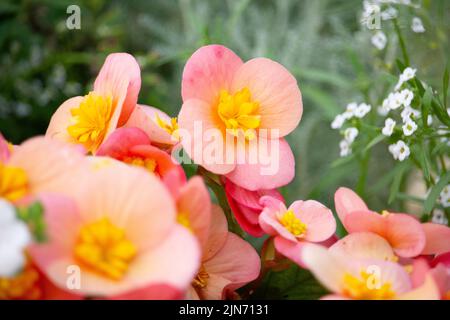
<box><xmin>421</xmin><ymin>223</ymin><xmax>450</xmax><ymax>255</ymax></box>
<box><xmin>334</xmin><ymin>187</ymin><xmax>368</xmax><ymax>225</ymax></box>
<box><xmin>46</xmin><ymin>96</ymin><xmax>84</xmax><ymax>145</ymax></box>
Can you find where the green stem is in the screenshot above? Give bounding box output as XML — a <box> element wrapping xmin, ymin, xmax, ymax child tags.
<box><xmin>393</xmin><ymin>19</ymin><xmax>410</xmax><ymax>66</ymax></box>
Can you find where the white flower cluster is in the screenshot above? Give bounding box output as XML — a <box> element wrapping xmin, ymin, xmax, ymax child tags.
<box><xmin>371</xmin><ymin>31</ymin><xmax>387</xmax><ymax>50</ymax></box>
<box><xmin>431</xmin><ymin>209</ymin><xmax>448</xmax><ymax>225</ymax></box>
<box><xmin>411</xmin><ymin>17</ymin><xmax>425</xmax><ymax>33</ymax></box>
<box><xmin>0</xmin><ymin>198</ymin><xmax>32</xmax><ymax>277</ymax></box>
<box><xmin>331</xmin><ymin>102</ymin><xmax>370</xmax><ymax>157</ymax></box>
<box><xmin>388</xmin><ymin>140</ymin><xmax>410</xmax><ymax>161</ymax></box>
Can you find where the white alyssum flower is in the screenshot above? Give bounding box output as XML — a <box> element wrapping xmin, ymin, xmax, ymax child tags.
<box><xmin>399</xmin><ymin>89</ymin><xmax>414</xmax><ymax>107</ymax></box>
<box><xmin>401</xmin><ymin>106</ymin><xmax>421</xmax><ymax>122</ymax></box>
<box><xmin>0</xmin><ymin>199</ymin><xmax>32</xmax><ymax>277</ymax></box>
<box><xmin>339</xmin><ymin>139</ymin><xmax>352</xmax><ymax>157</ymax></box>
<box><xmin>331</xmin><ymin>114</ymin><xmax>346</xmax><ymax>129</ymax></box>
<box><xmin>395</xmin><ymin>67</ymin><xmax>417</xmax><ymax>91</ymax></box>
<box><xmin>354</xmin><ymin>103</ymin><xmax>372</xmax><ymax>118</ymax></box>
<box><xmin>427</xmin><ymin>115</ymin><xmax>433</xmax><ymax>126</ymax></box>
<box><xmin>382</xmin><ymin>118</ymin><xmax>396</xmax><ymax>136</ymax></box>
<box><xmin>371</xmin><ymin>31</ymin><xmax>387</xmax><ymax>50</ymax></box>
<box><xmin>388</xmin><ymin>140</ymin><xmax>410</xmax><ymax>161</ymax></box>
<box><xmin>378</xmin><ymin>104</ymin><xmax>390</xmax><ymax>116</ymax></box>
<box><xmin>344</xmin><ymin>127</ymin><xmax>359</xmax><ymax>143</ymax></box>
<box><xmin>402</xmin><ymin>119</ymin><xmax>418</xmax><ymax>136</ymax></box>
<box><xmin>381</xmin><ymin>6</ymin><xmax>397</xmax><ymax>20</ymax></box>
<box><xmin>438</xmin><ymin>185</ymin><xmax>450</xmax><ymax>208</ymax></box>
<box><xmin>431</xmin><ymin>209</ymin><xmax>448</xmax><ymax>225</ymax></box>
<box><xmin>411</xmin><ymin>17</ymin><xmax>425</xmax><ymax>33</ymax></box>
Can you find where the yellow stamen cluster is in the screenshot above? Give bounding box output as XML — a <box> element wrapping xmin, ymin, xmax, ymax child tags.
<box><xmin>342</xmin><ymin>271</ymin><xmax>395</xmax><ymax>300</ymax></box>
<box><xmin>177</xmin><ymin>211</ymin><xmax>192</xmax><ymax>231</ymax></box>
<box><xmin>217</xmin><ymin>87</ymin><xmax>261</xmax><ymax>139</ymax></box>
<box><xmin>155</xmin><ymin>115</ymin><xmax>179</xmax><ymax>140</ymax></box>
<box><xmin>123</xmin><ymin>156</ymin><xmax>157</xmax><ymax>173</ymax></box>
<box><xmin>192</xmin><ymin>265</ymin><xmax>209</xmax><ymax>289</ymax></box>
<box><xmin>0</xmin><ymin>263</ymin><xmax>41</xmax><ymax>300</ymax></box>
<box><xmin>74</xmin><ymin>217</ymin><xmax>137</xmax><ymax>281</ymax></box>
<box><xmin>0</xmin><ymin>162</ymin><xmax>29</xmax><ymax>202</ymax></box>
<box><xmin>279</xmin><ymin>210</ymin><xmax>307</xmax><ymax>237</ymax></box>
<box><xmin>67</xmin><ymin>92</ymin><xmax>113</xmax><ymax>152</ymax></box>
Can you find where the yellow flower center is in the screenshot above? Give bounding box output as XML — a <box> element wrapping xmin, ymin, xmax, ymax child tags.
<box><xmin>0</xmin><ymin>161</ymin><xmax>29</xmax><ymax>202</ymax></box>
<box><xmin>0</xmin><ymin>262</ymin><xmax>41</xmax><ymax>300</ymax></box>
<box><xmin>123</xmin><ymin>156</ymin><xmax>157</xmax><ymax>173</ymax></box>
<box><xmin>177</xmin><ymin>211</ymin><xmax>192</xmax><ymax>231</ymax></box>
<box><xmin>279</xmin><ymin>210</ymin><xmax>307</xmax><ymax>237</ymax></box>
<box><xmin>74</xmin><ymin>218</ymin><xmax>137</xmax><ymax>281</ymax></box>
<box><xmin>217</xmin><ymin>87</ymin><xmax>261</xmax><ymax>140</ymax></box>
<box><xmin>67</xmin><ymin>92</ymin><xmax>113</xmax><ymax>152</ymax></box>
<box><xmin>155</xmin><ymin>115</ymin><xmax>179</xmax><ymax>141</ymax></box>
<box><xmin>192</xmin><ymin>265</ymin><xmax>209</xmax><ymax>289</ymax></box>
<box><xmin>342</xmin><ymin>271</ymin><xmax>395</xmax><ymax>300</ymax></box>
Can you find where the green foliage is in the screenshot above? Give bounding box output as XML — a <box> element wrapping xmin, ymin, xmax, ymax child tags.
<box><xmin>16</xmin><ymin>201</ymin><xmax>46</xmax><ymax>242</ymax></box>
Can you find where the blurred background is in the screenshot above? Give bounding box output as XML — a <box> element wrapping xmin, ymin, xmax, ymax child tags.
<box><xmin>0</xmin><ymin>0</ymin><xmax>449</xmax><ymax>212</ymax></box>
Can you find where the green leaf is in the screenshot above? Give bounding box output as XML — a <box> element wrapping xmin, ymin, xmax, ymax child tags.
<box><xmin>301</xmin><ymin>85</ymin><xmax>341</xmax><ymax>120</ymax></box>
<box><xmin>416</xmin><ymin>142</ymin><xmax>432</xmax><ymax>183</ymax></box>
<box><xmin>443</xmin><ymin>63</ymin><xmax>449</xmax><ymax>109</ymax></box>
<box><xmin>388</xmin><ymin>161</ymin><xmax>410</xmax><ymax>204</ymax></box>
<box><xmin>16</xmin><ymin>201</ymin><xmax>46</xmax><ymax>242</ymax></box>
<box><xmin>424</xmin><ymin>172</ymin><xmax>450</xmax><ymax>214</ymax></box>
<box><xmin>363</xmin><ymin>134</ymin><xmax>386</xmax><ymax>153</ymax></box>
<box><xmin>250</xmin><ymin>265</ymin><xmax>327</xmax><ymax>300</ymax></box>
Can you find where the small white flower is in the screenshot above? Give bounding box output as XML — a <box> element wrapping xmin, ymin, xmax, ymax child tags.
<box><xmin>378</xmin><ymin>104</ymin><xmax>390</xmax><ymax>116</ymax></box>
<box><xmin>339</xmin><ymin>139</ymin><xmax>351</xmax><ymax>157</ymax></box>
<box><xmin>399</xmin><ymin>89</ymin><xmax>414</xmax><ymax>107</ymax></box>
<box><xmin>331</xmin><ymin>114</ymin><xmax>345</xmax><ymax>129</ymax></box>
<box><xmin>447</xmin><ymin>108</ymin><xmax>450</xmax><ymax>117</ymax></box>
<box><xmin>402</xmin><ymin>119</ymin><xmax>418</xmax><ymax>136</ymax></box>
<box><xmin>371</xmin><ymin>31</ymin><xmax>387</xmax><ymax>50</ymax></box>
<box><xmin>354</xmin><ymin>103</ymin><xmax>372</xmax><ymax>118</ymax></box>
<box><xmin>346</xmin><ymin>102</ymin><xmax>358</xmax><ymax>115</ymax></box>
<box><xmin>411</xmin><ymin>17</ymin><xmax>425</xmax><ymax>33</ymax></box>
<box><xmin>389</xmin><ymin>92</ymin><xmax>403</xmax><ymax>110</ymax></box>
<box><xmin>344</xmin><ymin>127</ymin><xmax>359</xmax><ymax>143</ymax></box>
<box><xmin>382</xmin><ymin>118</ymin><xmax>396</xmax><ymax>136</ymax></box>
<box><xmin>389</xmin><ymin>140</ymin><xmax>410</xmax><ymax>161</ymax></box>
<box><xmin>427</xmin><ymin>115</ymin><xmax>433</xmax><ymax>126</ymax></box>
<box><xmin>0</xmin><ymin>199</ymin><xmax>32</xmax><ymax>277</ymax></box>
<box><xmin>431</xmin><ymin>209</ymin><xmax>448</xmax><ymax>224</ymax></box>
<box><xmin>395</xmin><ymin>67</ymin><xmax>417</xmax><ymax>91</ymax></box>
<box><xmin>381</xmin><ymin>6</ymin><xmax>397</xmax><ymax>20</ymax></box>
<box><xmin>401</xmin><ymin>106</ymin><xmax>420</xmax><ymax>122</ymax></box>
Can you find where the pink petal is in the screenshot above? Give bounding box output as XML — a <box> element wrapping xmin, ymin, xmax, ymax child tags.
<box><xmin>225</xmin><ymin>138</ymin><xmax>295</xmax><ymax>191</ymax></box>
<box><xmin>329</xmin><ymin>232</ymin><xmax>396</xmax><ymax>261</ymax></box>
<box><xmin>178</xmin><ymin>98</ymin><xmax>235</xmax><ymax>174</ymax></box>
<box><xmin>94</xmin><ymin>53</ymin><xmax>141</xmax><ymax>126</ymax></box>
<box><xmin>96</xmin><ymin>127</ymin><xmax>151</xmax><ymax>159</ymax></box>
<box><xmin>334</xmin><ymin>187</ymin><xmax>368</xmax><ymax>225</ymax></box>
<box><xmin>258</xmin><ymin>207</ymin><xmax>297</xmax><ymax>242</ymax></box>
<box><xmin>421</xmin><ymin>223</ymin><xmax>450</xmax><ymax>255</ymax></box>
<box><xmin>344</xmin><ymin>210</ymin><xmax>385</xmax><ymax>235</ymax></box>
<box><xmin>410</xmin><ymin>258</ymin><xmax>430</xmax><ymax>288</ymax></box>
<box><xmin>177</xmin><ymin>176</ymin><xmax>212</xmax><ymax>249</ymax></box>
<box><xmin>289</xmin><ymin>200</ymin><xmax>336</xmax><ymax>242</ymax></box>
<box><xmin>46</xmin><ymin>96</ymin><xmax>84</xmax><ymax>145</ymax></box>
<box><xmin>110</xmin><ymin>284</ymin><xmax>183</xmax><ymax>300</ymax></box>
<box><xmin>274</xmin><ymin>236</ymin><xmax>308</xmax><ymax>268</ymax></box>
<box><xmin>231</xmin><ymin>58</ymin><xmax>302</xmax><ymax>137</ymax></box>
<box><xmin>397</xmin><ymin>274</ymin><xmax>440</xmax><ymax>300</ymax></box>
<box><xmin>125</xmin><ymin>105</ymin><xmax>177</xmax><ymax>145</ymax></box>
<box><xmin>0</xmin><ymin>132</ymin><xmax>11</xmax><ymax>162</ymax></box>
<box><xmin>203</xmin><ymin>205</ymin><xmax>228</xmax><ymax>261</ymax></box>
<box><xmin>385</xmin><ymin>213</ymin><xmax>426</xmax><ymax>258</ymax></box>
<box><xmin>181</xmin><ymin>45</ymin><xmax>243</xmax><ymax>105</ymax></box>
<box><xmin>203</xmin><ymin>233</ymin><xmax>260</xmax><ymax>299</ymax></box>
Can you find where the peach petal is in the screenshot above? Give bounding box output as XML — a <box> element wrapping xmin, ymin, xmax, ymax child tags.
<box><xmin>274</xmin><ymin>236</ymin><xmax>308</xmax><ymax>268</ymax></box>
<box><xmin>0</xmin><ymin>132</ymin><xmax>11</xmax><ymax>161</ymax></box>
<box><xmin>231</xmin><ymin>58</ymin><xmax>302</xmax><ymax>137</ymax></box>
<box><xmin>46</xmin><ymin>96</ymin><xmax>84</xmax><ymax>145</ymax></box>
<box><xmin>203</xmin><ymin>205</ymin><xmax>228</xmax><ymax>261</ymax></box>
<box><xmin>96</xmin><ymin>127</ymin><xmax>151</xmax><ymax>158</ymax></box>
<box><xmin>397</xmin><ymin>274</ymin><xmax>440</xmax><ymax>300</ymax></box>
<box><xmin>289</xmin><ymin>200</ymin><xmax>336</xmax><ymax>242</ymax></box>
<box><xmin>182</xmin><ymin>45</ymin><xmax>243</xmax><ymax>105</ymax></box>
<box><xmin>421</xmin><ymin>223</ymin><xmax>450</xmax><ymax>255</ymax></box>
<box><xmin>334</xmin><ymin>187</ymin><xmax>368</xmax><ymax>225</ymax></box>
<box><xmin>385</xmin><ymin>213</ymin><xmax>426</xmax><ymax>258</ymax></box>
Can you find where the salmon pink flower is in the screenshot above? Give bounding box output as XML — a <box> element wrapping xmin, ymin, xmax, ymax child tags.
<box><xmin>334</xmin><ymin>187</ymin><xmax>426</xmax><ymax>258</ymax></box>
<box><xmin>258</xmin><ymin>195</ymin><xmax>336</xmax><ymax>266</ymax></box>
<box><xmin>421</xmin><ymin>223</ymin><xmax>450</xmax><ymax>256</ymax></box>
<box><xmin>302</xmin><ymin>243</ymin><xmax>440</xmax><ymax>300</ymax></box>
<box><xmin>46</xmin><ymin>53</ymin><xmax>141</xmax><ymax>153</ymax></box>
<box><xmin>29</xmin><ymin>164</ymin><xmax>200</xmax><ymax>299</ymax></box>
<box><xmin>125</xmin><ymin>104</ymin><xmax>180</xmax><ymax>149</ymax></box>
<box><xmin>224</xmin><ymin>178</ymin><xmax>284</xmax><ymax>237</ymax></box>
<box><xmin>96</xmin><ymin>127</ymin><xmax>186</xmax><ymax>190</ymax></box>
<box><xmin>178</xmin><ymin>45</ymin><xmax>302</xmax><ymax>191</ymax></box>
<box><xmin>0</xmin><ymin>135</ymin><xmax>85</xmax><ymax>203</ymax></box>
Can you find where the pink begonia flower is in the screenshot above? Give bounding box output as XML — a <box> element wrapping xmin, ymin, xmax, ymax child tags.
<box><xmin>185</xmin><ymin>204</ymin><xmax>261</xmax><ymax>300</ymax></box>
<box><xmin>125</xmin><ymin>104</ymin><xmax>180</xmax><ymax>149</ymax></box>
<box><xmin>334</xmin><ymin>187</ymin><xmax>426</xmax><ymax>258</ymax></box>
<box><xmin>166</xmin><ymin>173</ymin><xmax>260</xmax><ymax>299</ymax></box>
<box><xmin>258</xmin><ymin>195</ymin><xmax>336</xmax><ymax>267</ymax></box>
<box><xmin>46</xmin><ymin>53</ymin><xmax>141</xmax><ymax>153</ymax></box>
<box><xmin>178</xmin><ymin>45</ymin><xmax>302</xmax><ymax>191</ymax></box>
<box><xmin>224</xmin><ymin>178</ymin><xmax>284</xmax><ymax>237</ymax></box>
<box><xmin>409</xmin><ymin>258</ymin><xmax>450</xmax><ymax>300</ymax></box>
<box><xmin>0</xmin><ymin>135</ymin><xmax>86</xmax><ymax>203</ymax></box>
<box><xmin>302</xmin><ymin>243</ymin><xmax>440</xmax><ymax>300</ymax></box>
<box><xmin>96</xmin><ymin>127</ymin><xmax>186</xmax><ymax>191</ymax></box>
<box><xmin>421</xmin><ymin>223</ymin><xmax>450</xmax><ymax>256</ymax></box>
<box><xmin>29</xmin><ymin>164</ymin><xmax>201</xmax><ymax>299</ymax></box>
